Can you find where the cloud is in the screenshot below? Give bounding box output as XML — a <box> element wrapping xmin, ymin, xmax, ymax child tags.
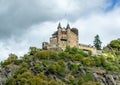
<box><xmin>0</xmin><ymin>21</ymin><xmax>59</xmax><ymax>61</ymax></box>
<box><xmin>73</xmin><ymin>6</ymin><xmax>120</xmax><ymax>46</ymax></box>
<box><xmin>0</xmin><ymin>0</ymin><xmax>110</xmax><ymax>39</ymax></box>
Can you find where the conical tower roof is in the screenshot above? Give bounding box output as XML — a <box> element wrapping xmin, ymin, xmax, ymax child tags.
<box><xmin>66</xmin><ymin>23</ymin><xmax>70</xmax><ymax>29</ymax></box>
<box><xmin>57</xmin><ymin>22</ymin><xmax>61</xmax><ymax>29</ymax></box>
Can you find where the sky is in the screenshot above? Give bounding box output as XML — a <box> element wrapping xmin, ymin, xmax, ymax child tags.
<box><xmin>0</xmin><ymin>0</ymin><xmax>120</xmax><ymax>61</ymax></box>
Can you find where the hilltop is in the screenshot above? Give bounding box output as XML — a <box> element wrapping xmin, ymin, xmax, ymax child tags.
<box><xmin>0</xmin><ymin>39</ymin><xmax>120</xmax><ymax>85</ymax></box>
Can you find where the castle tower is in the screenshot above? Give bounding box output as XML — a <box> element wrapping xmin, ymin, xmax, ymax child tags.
<box><xmin>57</xmin><ymin>22</ymin><xmax>62</xmax><ymax>48</ymax></box>
<box><xmin>66</xmin><ymin>24</ymin><xmax>71</xmax><ymax>46</ymax></box>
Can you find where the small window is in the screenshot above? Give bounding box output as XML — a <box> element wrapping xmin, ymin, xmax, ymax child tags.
<box><xmin>61</xmin><ymin>39</ymin><xmax>67</xmax><ymax>41</ymax></box>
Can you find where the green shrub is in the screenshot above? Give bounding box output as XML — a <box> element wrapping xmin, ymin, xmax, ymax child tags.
<box><xmin>21</xmin><ymin>62</ymin><xmax>29</xmax><ymax>68</ymax></box>
<box><xmin>35</xmin><ymin>51</ymin><xmax>50</xmax><ymax>60</ymax></box>
<box><xmin>65</xmin><ymin>46</ymin><xmax>71</xmax><ymax>52</ymax></box>
<box><xmin>50</xmin><ymin>52</ymin><xmax>58</xmax><ymax>60</ymax></box>
<box><xmin>85</xmin><ymin>72</ymin><xmax>94</xmax><ymax>82</ymax></box>
<box><xmin>35</xmin><ymin>63</ymin><xmax>43</xmax><ymax>73</ymax></box>
<box><xmin>14</xmin><ymin>60</ymin><xmax>22</xmax><ymax>65</ymax></box>
<box><xmin>69</xmin><ymin>47</ymin><xmax>78</xmax><ymax>54</ymax></box>
<box><xmin>58</xmin><ymin>52</ymin><xmax>69</xmax><ymax>60</ymax></box>
<box><xmin>29</xmin><ymin>47</ymin><xmax>38</xmax><ymax>55</ymax></box>
<box><xmin>68</xmin><ymin>62</ymin><xmax>79</xmax><ymax>74</ymax></box>
<box><xmin>71</xmin><ymin>54</ymin><xmax>84</xmax><ymax>61</ymax></box>
<box><xmin>5</xmin><ymin>78</ymin><xmax>16</xmax><ymax>85</ymax></box>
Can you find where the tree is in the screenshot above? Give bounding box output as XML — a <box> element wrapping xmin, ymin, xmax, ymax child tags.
<box><xmin>103</xmin><ymin>39</ymin><xmax>120</xmax><ymax>55</ymax></box>
<box><xmin>3</xmin><ymin>53</ymin><xmax>18</xmax><ymax>65</ymax></box>
<box><xmin>93</xmin><ymin>34</ymin><xmax>102</xmax><ymax>50</ymax></box>
<box><xmin>29</xmin><ymin>47</ymin><xmax>38</xmax><ymax>55</ymax></box>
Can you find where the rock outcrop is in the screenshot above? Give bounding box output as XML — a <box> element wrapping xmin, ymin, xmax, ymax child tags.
<box><xmin>0</xmin><ymin>64</ymin><xmax>19</xmax><ymax>85</ymax></box>
<box><xmin>0</xmin><ymin>65</ymin><xmax>120</xmax><ymax>85</ymax></box>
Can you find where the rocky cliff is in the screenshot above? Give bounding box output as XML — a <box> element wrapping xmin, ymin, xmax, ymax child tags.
<box><xmin>0</xmin><ymin>47</ymin><xmax>120</xmax><ymax>85</ymax></box>
<box><xmin>0</xmin><ymin>62</ymin><xmax>120</xmax><ymax>85</ymax></box>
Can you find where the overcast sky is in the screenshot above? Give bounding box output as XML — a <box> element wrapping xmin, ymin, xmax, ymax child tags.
<box><xmin>0</xmin><ymin>0</ymin><xmax>120</xmax><ymax>61</ymax></box>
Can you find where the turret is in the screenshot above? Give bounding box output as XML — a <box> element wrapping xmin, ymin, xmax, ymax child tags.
<box><xmin>57</xmin><ymin>22</ymin><xmax>61</xmax><ymax>29</ymax></box>
<box><xmin>66</xmin><ymin>23</ymin><xmax>70</xmax><ymax>33</ymax></box>
<box><xmin>57</xmin><ymin>22</ymin><xmax>62</xmax><ymax>47</ymax></box>
<box><xmin>66</xmin><ymin>23</ymin><xmax>70</xmax><ymax>29</ymax></box>
<box><xmin>57</xmin><ymin>22</ymin><xmax>62</xmax><ymax>32</ymax></box>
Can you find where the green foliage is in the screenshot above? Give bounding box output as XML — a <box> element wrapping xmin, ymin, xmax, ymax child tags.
<box><xmin>35</xmin><ymin>51</ymin><xmax>50</xmax><ymax>60</ymax></box>
<box><xmin>65</xmin><ymin>45</ymin><xmax>71</xmax><ymax>52</ymax></box>
<box><xmin>69</xmin><ymin>47</ymin><xmax>78</xmax><ymax>54</ymax></box>
<box><xmin>17</xmin><ymin>72</ymin><xmax>33</xmax><ymax>79</ymax></box>
<box><xmin>3</xmin><ymin>54</ymin><xmax>18</xmax><ymax>66</ymax></box>
<box><xmin>35</xmin><ymin>63</ymin><xmax>43</xmax><ymax>73</ymax></box>
<box><xmin>78</xmin><ymin>76</ymin><xmax>84</xmax><ymax>84</ymax></box>
<box><xmin>48</xmin><ymin>61</ymin><xmax>66</xmax><ymax>77</ymax></box>
<box><xmin>104</xmin><ymin>39</ymin><xmax>120</xmax><ymax>55</ymax></box>
<box><xmin>88</xmin><ymin>50</ymin><xmax>92</xmax><ymax>56</ymax></box>
<box><xmin>23</xmin><ymin>54</ymin><xmax>34</xmax><ymax>62</ymax></box>
<box><xmin>102</xmin><ymin>61</ymin><xmax>118</xmax><ymax>71</ymax></box>
<box><xmin>29</xmin><ymin>78</ymin><xmax>47</xmax><ymax>85</ymax></box>
<box><xmin>42</xmin><ymin>60</ymin><xmax>49</xmax><ymax>67</ymax></box>
<box><xmin>68</xmin><ymin>62</ymin><xmax>79</xmax><ymax>74</ymax></box>
<box><xmin>71</xmin><ymin>54</ymin><xmax>84</xmax><ymax>61</ymax></box>
<box><xmin>50</xmin><ymin>51</ymin><xmax>58</xmax><ymax>60</ymax></box>
<box><xmin>68</xmin><ymin>76</ymin><xmax>77</xmax><ymax>85</ymax></box>
<box><xmin>81</xmin><ymin>57</ymin><xmax>93</xmax><ymax>66</ymax></box>
<box><xmin>21</xmin><ymin>62</ymin><xmax>29</xmax><ymax>68</ymax></box>
<box><xmin>48</xmin><ymin>64</ymin><xmax>57</xmax><ymax>74</ymax></box>
<box><xmin>94</xmin><ymin>57</ymin><xmax>102</xmax><ymax>67</ymax></box>
<box><xmin>3</xmin><ymin>43</ymin><xmax>120</xmax><ymax>85</ymax></box>
<box><xmin>49</xmin><ymin>80</ymin><xmax>58</xmax><ymax>85</ymax></box>
<box><xmin>29</xmin><ymin>47</ymin><xmax>38</xmax><ymax>55</ymax></box>
<box><xmin>28</xmin><ymin>74</ymin><xmax>48</xmax><ymax>85</ymax></box>
<box><xmin>85</xmin><ymin>72</ymin><xmax>94</xmax><ymax>81</ymax></box>
<box><xmin>0</xmin><ymin>61</ymin><xmax>4</xmax><ymax>68</ymax></box>
<box><xmin>83</xmin><ymin>81</ymin><xmax>101</xmax><ymax>85</ymax></box>
<box><xmin>14</xmin><ymin>67</ymin><xmax>28</xmax><ymax>77</ymax></box>
<box><xmin>58</xmin><ymin>52</ymin><xmax>69</xmax><ymax>60</ymax></box>
<box><xmin>93</xmin><ymin>34</ymin><xmax>102</xmax><ymax>50</ymax></box>
<box><xmin>110</xmin><ymin>39</ymin><xmax>120</xmax><ymax>48</ymax></box>
<box><xmin>13</xmin><ymin>59</ymin><xmax>22</xmax><ymax>65</ymax></box>
<box><xmin>5</xmin><ymin>78</ymin><xmax>16</xmax><ymax>85</ymax></box>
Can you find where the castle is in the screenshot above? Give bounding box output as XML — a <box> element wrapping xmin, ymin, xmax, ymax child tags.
<box><xmin>42</xmin><ymin>23</ymin><xmax>100</xmax><ymax>54</ymax></box>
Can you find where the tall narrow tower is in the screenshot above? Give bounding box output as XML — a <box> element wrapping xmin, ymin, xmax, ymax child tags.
<box><xmin>66</xmin><ymin>23</ymin><xmax>71</xmax><ymax>46</ymax></box>
<box><xmin>57</xmin><ymin>22</ymin><xmax>62</xmax><ymax>48</ymax></box>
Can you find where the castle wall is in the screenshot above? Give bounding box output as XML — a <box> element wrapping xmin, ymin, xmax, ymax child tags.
<box><xmin>67</xmin><ymin>31</ymin><xmax>78</xmax><ymax>48</ymax></box>
<box><xmin>79</xmin><ymin>45</ymin><xmax>96</xmax><ymax>54</ymax></box>
<box><xmin>79</xmin><ymin>45</ymin><xmax>102</xmax><ymax>54</ymax></box>
<box><xmin>50</xmin><ymin>37</ymin><xmax>57</xmax><ymax>48</ymax></box>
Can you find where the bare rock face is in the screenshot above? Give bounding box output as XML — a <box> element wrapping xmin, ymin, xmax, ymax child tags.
<box><xmin>93</xmin><ymin>73</ymin><xmax>118</xmax><ymax>85</ymax></box>
<box><xmin>88</xmin><ymin>67</ymin><xmax>120</xmax><ymax>85</ymax></box>
<box><xmin>0</xmin><ymin>71</ymin><xmax>7</xmax><ymax>85</ymax></box>
<box><xmin>0</xmin><ymin>64</ymin><xmax>120</xmax><ymax>85</ymax></box>
<box><xmin>0</xmin><ymin>64</ymin><xmax>19</xmax><ymax>85</ymax></box>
